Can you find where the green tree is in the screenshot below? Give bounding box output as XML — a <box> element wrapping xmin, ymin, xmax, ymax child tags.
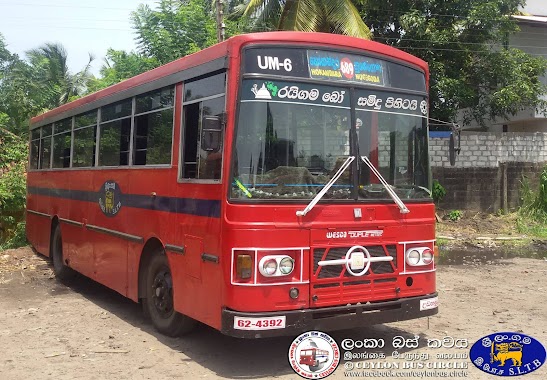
<box><xmin>132</xmin><ymin>0</ymin><xmax>219</xmax><ymax>65</ymax></box>
<box><xmin>0</xmin><ymin>35</ymin><xmax>36</xmax><ymax>136</ymax></box>
<box><xmin>25</xmin><ymin>42</ymin><xmax>94</xmax><ymax>108</ymax></box>
<box><xmin>0</xmin><ymin>123</ymin><xmax>27</xmax><ymax>248</ymax></box>
<box><xmin>87</xmin><ymin>49</ymin><xmax>160</xmax><ymax>93</ymax></box>
<box><xmin>237</xmin><ymin>0</ymin><xmax>371</xmax><ymax>38</ymax></box>
<box><xmin>357</xmin><ymin>0</ymin><xmax>547</xmax><ymax>128</ymax></box>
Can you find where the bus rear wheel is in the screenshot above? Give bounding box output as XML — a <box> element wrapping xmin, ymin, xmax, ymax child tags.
<box><xmin>142</xmin><ymin>251</ymin><xmax>196</xmax><ymax>337</ymax></box>
<box><xmin>51</xmin><ymin>225</ymin><xmax>75</xmax><ymax>281</ymax></box>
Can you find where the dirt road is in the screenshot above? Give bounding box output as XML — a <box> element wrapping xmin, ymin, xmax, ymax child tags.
<box><xmin>1</xmin><ymin>247</ymin><xmax>546</xmax><ymax>379</ymax></box>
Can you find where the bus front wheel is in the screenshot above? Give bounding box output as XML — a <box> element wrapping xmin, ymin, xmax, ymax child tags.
<box><xmin>142</xmin><ymin>251</ymin><xmax>196</xmax><ymax>337</ymax></box>
<box><xmin>51</xmin><ymin>225</ymin><xmax>75</xmax><ymax>281</ymax></box>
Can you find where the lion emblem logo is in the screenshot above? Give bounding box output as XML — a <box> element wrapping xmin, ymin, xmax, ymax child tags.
<box><xmin>492</xmin><ymin>342</ymin><xmax>523</xmax><ymax>367</ymax></box>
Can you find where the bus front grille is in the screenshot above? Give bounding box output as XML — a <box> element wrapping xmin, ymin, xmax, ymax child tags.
<box><xmin>310</xmin><ymin>244</ymin><xmax>398</xmax><ymax>306</ymax></box>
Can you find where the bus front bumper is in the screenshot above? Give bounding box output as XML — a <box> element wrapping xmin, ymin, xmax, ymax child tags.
<box><xmin>221</xmin><ymin>293</ymin><xmax>438</xmax><ymax>338</ymax></box>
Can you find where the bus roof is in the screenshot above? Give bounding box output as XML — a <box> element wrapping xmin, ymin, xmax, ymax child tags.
<box><xmin>30</xmin><ymin>31</ymin><xmax>428</xmax><ymax>128</ymax></box>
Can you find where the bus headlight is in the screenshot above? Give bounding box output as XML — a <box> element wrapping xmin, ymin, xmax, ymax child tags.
<box><xmin>259</xmin><ymin>255</ymin><xmax>294</xmax><ymax>277</ymax></box>
<box><xmin>405</xmin><ymin>247</ymin><xmax>434</xmax><ymax>266</ymax></box>
<box><xmin>261</xmin><ymin>258</ymin><xmax>278</xmax><ymax>276</ymax></box>
<box><xmin>279</xmin><ymin>257</ymin><xmax>295</xmax><ymax>275</ymax></box>
<box><xmin>406</xmin><ymin>249</ymin><xmax>421</xmax><ymax>266</ymax></box>
<box><xmin>421</xmin><ymin>249</ymin><xmax>433</xmax><ymax>265</ymax></box>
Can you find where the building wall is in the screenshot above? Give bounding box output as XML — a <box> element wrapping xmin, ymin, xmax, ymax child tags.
<box><xmin>430</xmin><ymin>132</ymin><xmax>547</xmax><ymax>211</ymax></box>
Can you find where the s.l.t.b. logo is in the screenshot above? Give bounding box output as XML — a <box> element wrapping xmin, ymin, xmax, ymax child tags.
<box><xmin>98</xmin><ymin>180</ymin><xmax>122</xmax><ymax>217</ymax></box>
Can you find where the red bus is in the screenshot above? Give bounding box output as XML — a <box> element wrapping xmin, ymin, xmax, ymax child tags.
<box><xmin>26</xmin><ymin>32</ymin><xmax>438</xmax><ymax>338</ymax></box>
<box><xmin>300</xmin><ymin>347</ymin><xmax>329</xmax><ymax>369</ymax></box>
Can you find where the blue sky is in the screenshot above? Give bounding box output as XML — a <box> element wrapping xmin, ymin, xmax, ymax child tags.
<box><xmin>0</xmin><ymin>0</ymin><xmax>157</xmax><ymax>75</ymax></box>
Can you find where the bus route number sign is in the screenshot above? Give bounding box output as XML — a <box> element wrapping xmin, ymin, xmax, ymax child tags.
<box><xmin>234</xmin><ymin>316</ymin><xmax>286</xmax><ymax>330</ymax></box>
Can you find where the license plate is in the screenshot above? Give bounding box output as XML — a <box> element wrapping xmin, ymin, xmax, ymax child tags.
<box><xmin>420</xmin><ymin>296</ymin><xmax>439</xmax><ymax>311</ymax></box>
<box><xmin>234</xmin><ymin>316</ymin><xmax>286</xmax><ymax>330</ymax></box>
<box><xmin>350</xmin><ymin>252</ymin><xmax>365</xmax><ymax>270</ymax></box>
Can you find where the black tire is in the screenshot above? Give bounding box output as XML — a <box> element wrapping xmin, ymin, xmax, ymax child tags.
<box><xmin>51</xmin><ymin>225</ymin><xmax>75</xmax><ymax>281</ymax></box>
<box><xmin>142</xmin><ymin>251</ymin><xmax>196</xmax><ymax>337</ymax></box>
<box><xmin>309</xmin><ymin>363</ymin><xmax>325</xmax><ymax>372</ymax></box>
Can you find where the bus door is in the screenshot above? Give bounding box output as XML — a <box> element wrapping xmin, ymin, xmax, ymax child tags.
<box><xmin>174</xmin><ymin>73</ymin><xmax>226</xmax><ymax>326</ymax></box>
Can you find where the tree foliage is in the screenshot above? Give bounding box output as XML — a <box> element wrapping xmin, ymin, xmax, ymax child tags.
<box><xmin>87</xmin><ymin>49</ymin><xmax>160</xmax><ymax>92</ymax></box>
<box><xmin>0</xmin><ymin>38</ymin><xmax>95</xmax><ymax>136</ymax></box>
<box><xmin>26</xmin><ymin>43</ymin><xmax>94</xmax><ymax>108</ymax></box>
<box><xmin>0</xmin><ymin>36</ymin><xmax>36</xmax><ymax>136</ymax></box>
<box><xmin>132</xmin><ymin>0</ymin><xmax>219</xmax><ymax>65</ymax></box>
<box><xmin>0</xmin><ymin>124</ymin><xmax>27</xmax><ymax>247</ymax></box>
<box><xmin>358</xmin><ymin>0</ymin><xmax>547</xmax><ymax>128</ymax></box>
<box><xmin>237</xmin><ymin>0</ymin><xmax>371</xmax><ymax>38</ymax></box>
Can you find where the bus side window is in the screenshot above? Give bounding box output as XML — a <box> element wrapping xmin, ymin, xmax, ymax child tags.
<box><xmin>134</xmin><ymin>86</ymin><xmax>174</xmax><ymax>166</ymax></box>
<box><xmin>99</xmin><ymin>99</ymin><xmax>132</xmax><ymax>167</ymax></box>
<box><xmin>181</xmin><ymin>72</ymin><xmax>226</xmax><ymax>181</ymax></box>
<box><xmin>182</xmin><ymin>97</ymin><xmax>225</xmax><ymax>180</ymax></box>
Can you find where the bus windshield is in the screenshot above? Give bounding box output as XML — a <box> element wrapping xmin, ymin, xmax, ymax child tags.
<box><xmin>230</xmin><ymin>79</ymin><xmax>430</xmax><ymax>201</ymax></box>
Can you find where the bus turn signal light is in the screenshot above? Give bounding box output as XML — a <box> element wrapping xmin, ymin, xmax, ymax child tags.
<box><xmin>236</xmin><ymin>254</ymin><xmax>252</xmax><ymax>279</ymax></box>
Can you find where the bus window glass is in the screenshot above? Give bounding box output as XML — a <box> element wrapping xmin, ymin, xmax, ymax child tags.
<box><xmin>40</xmin><ymin>135</ymin><xmax>52</xmax><ymax>169</ymax></box>
<box><xmin>42</xmin><ymin>125</ymin><xmax>52</xmax><ymax>137</ymax></box>
<box><xmin>30</xmin><ymin>138</ymin><xmax>40</xmax><ymax>169</ymax></box>
<box><xmin>101</xmin><ymin>99</ymin><xmax>132</xmax><ymax>122</ymax></box>
<box><xmin>184</xmin><ymin>72</ymin><xmax>225</xmax><ymax>102</ymax></box>
<box><xmin>52</xmin><ymin>132</ymin><xmax>71</xmax><ymax>168</ymax></box>
<box><xmin>75</xmin><ymin>110</ymin><xmax>97</xmax><ymax>129</ymax></box>
<box><xmin>54</xmin><ymin>118</ymin><xmax>72</xmax><ymax>134</ymax></box>
<box><xmin>136</xmin><ymin>86</ymin><xmax>174</xmax><ymax>114</ymax></box>
<box><xmin>134</xmin><ymin>86</ymin><xmax>174</xmax><ymax>165</ymax></box>
<box><xmin>31</xmin><ymin>128</ymin><xmax>41</xmax><ymax>141</ymax></box>
<box><xmin>182</xmin><ymin>95</ymin><xmax>225</xmax><ymax>180</ymax></box>
<box><xmin>73</xmin><ymin>126</ymin><xmax>96</xmax><ymax>167</ymax></box>
<box><xmin>52</xmin><ymin>118</ymin><xmax>72</xmax><ymax>169</ymax></box>
<box><xmin>355</xmin><ymin>89</ymin><xmax>430</xmax><ymax>199</ymax></box>
<box><xmin>231</xmin><ymin>80</ymin><xmax>352</xmax><ymax>200</ymax></box>
<box><xmin>99</xmin><ymin>119</ymin><xmax>131</xmax><ymax>166</ymax></box>
<box><xmin>134</xmin><ymin>109</ymin><xmax>173</xmax><ymax>165</ymax></box>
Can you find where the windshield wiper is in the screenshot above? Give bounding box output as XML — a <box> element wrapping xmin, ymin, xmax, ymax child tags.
<box><xmin>296</xmin><ymin>156</ymin><xmax>354</xmax><ymax>217</ymax></box>
<box><xmin>360</xmin><ymin>156</ymin><xmax>410</xmax><ymax>214</ymax></box>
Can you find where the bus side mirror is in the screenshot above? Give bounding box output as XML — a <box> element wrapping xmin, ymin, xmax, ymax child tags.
<box><xmin>201</xmin><ymin>116</ymin><xmax>222</xmax><ymax>152</ymax></box>
<box><xmin>449</xmin><ymin>131</ymin><xmax>460</xmax><ymax>166</ymax></box>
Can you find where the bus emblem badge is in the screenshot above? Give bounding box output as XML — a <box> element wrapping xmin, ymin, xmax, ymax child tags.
<box><xmin>288</xmin><ymin>331</ymin><xmax>340</xmax><ymax>378</ymax></box>
<box><xmin>98</xmin><ymin>180</ymin><xmax>122</xmax><ymax>217</ymax></box>
<box><xmin>251</xmin><ymin>83</ymin><xmax>272</xmax><ymax>99</ymax></box>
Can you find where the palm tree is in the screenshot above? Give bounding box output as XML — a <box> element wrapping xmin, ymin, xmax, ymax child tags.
<box><xmin>236</xmin><ymin>0</ymin><xmax>371</xmax><ymax>39</ymax></box>
<box><xmin>25</xmin><ymin>43</ymin><xmax>94</xmax><ymax>108</ymax></box>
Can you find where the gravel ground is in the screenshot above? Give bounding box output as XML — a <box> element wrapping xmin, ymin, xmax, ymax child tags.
<box><xmin>1</xmin><ymin>246</ymin><xmax>546</xmax><ymax>379</ymax></box>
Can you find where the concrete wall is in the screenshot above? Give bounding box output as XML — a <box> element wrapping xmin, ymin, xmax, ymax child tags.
<box><xmin>430</xmin><ymin>132</ymin><xmax>547</xmax><ymax>211</ymax></box>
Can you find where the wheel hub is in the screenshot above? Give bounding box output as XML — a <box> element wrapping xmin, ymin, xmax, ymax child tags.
<box><xmin>152</xmin><ymin>268</ymin><xmax>174</xmax><ymax>318</ymax></box>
